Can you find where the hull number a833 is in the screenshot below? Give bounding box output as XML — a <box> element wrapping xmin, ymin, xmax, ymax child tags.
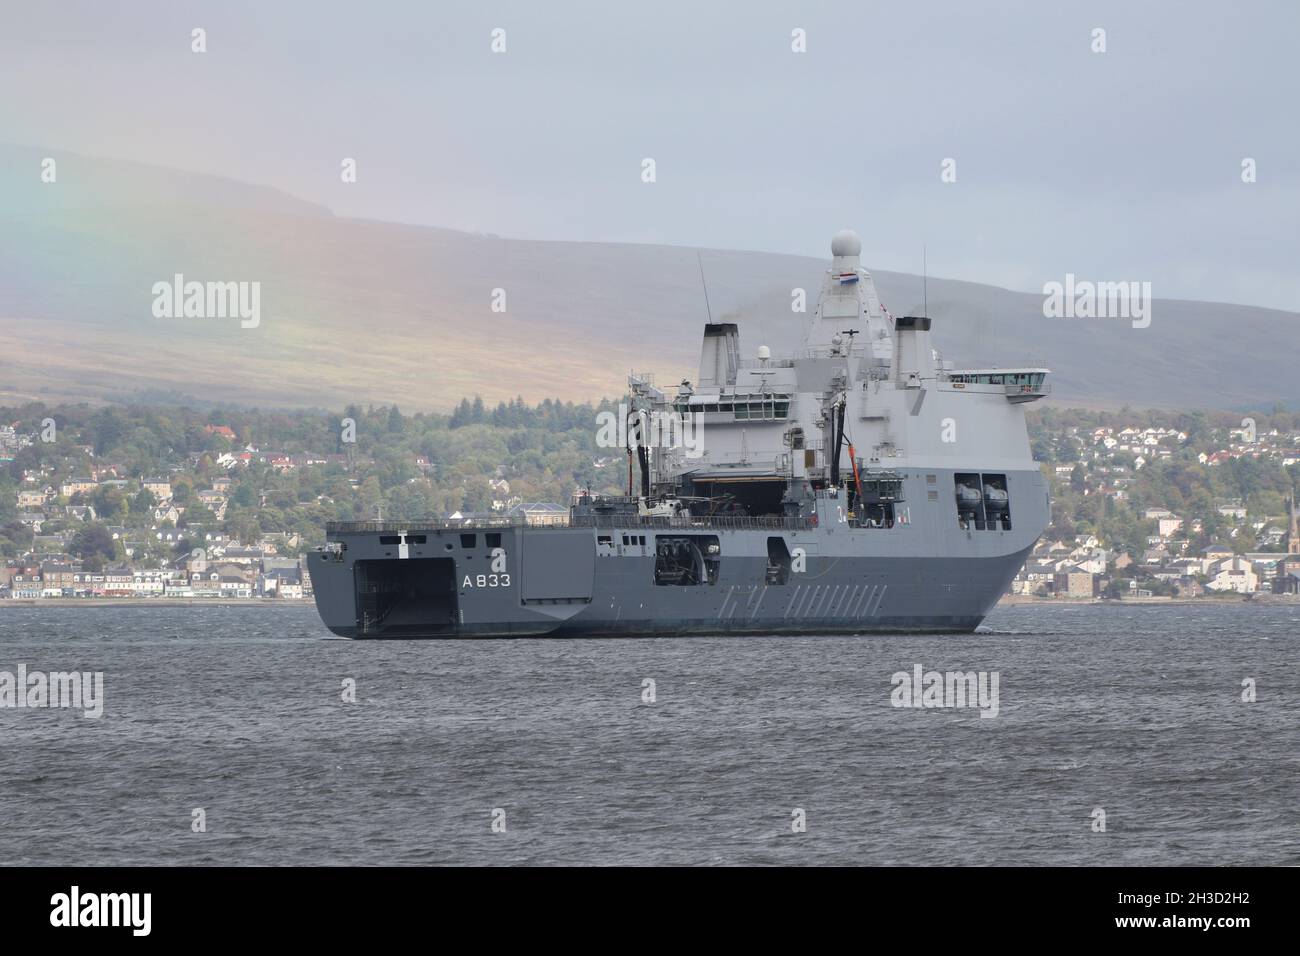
<box><xmin>463</xmin><ymin>573</ymin><xmax>511</xmax><ymax>589</ymax></box>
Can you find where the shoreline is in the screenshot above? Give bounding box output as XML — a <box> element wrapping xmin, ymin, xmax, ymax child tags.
<box><xmin>996</xmin><ymin>594</ymin><xmax>1297</xmax><ymax>607</ymax></box>
<box><xmin>2</xmin><ymin>595</ymin><xmax>1294</xmax><ymax>610</ymax></box>
<box><xmin>0</xmin><ymin>598</ymin><xmax>313</xmax><ymax>608</ymax></box>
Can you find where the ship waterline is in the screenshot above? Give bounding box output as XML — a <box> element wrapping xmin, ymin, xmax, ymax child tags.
<box><xmin>311</xmin><ymin>231</ymin><xmax>1051</xmax><ymax>638</ymax></box>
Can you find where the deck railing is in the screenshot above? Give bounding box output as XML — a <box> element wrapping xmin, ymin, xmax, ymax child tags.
<box><xmin>327</xmin><ymin>513</ymin><xmax>820</xmax><ymax>534</ymax></box>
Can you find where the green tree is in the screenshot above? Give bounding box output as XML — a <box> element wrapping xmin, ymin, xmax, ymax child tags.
<box><xmin>1070</xmin><ymin>464</ymin><xmax>1086</xmax><ymax>493</ymax></box>
<box><xmin>129</xmin><ymin>488</ymin><xmax>156</xmax><ymax>521</ymax></box>
<box><xmin>71</xmin><ymin>523</ymin><xmax>117</xmax><ymax>571</ymax></box>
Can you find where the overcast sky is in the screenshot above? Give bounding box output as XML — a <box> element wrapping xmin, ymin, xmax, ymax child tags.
<box><xmin>3</xmin><ymin>0</ymin><xmax>1297</xmax><ymax>311</ymax></box>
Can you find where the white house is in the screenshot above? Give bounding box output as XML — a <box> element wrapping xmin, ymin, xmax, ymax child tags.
<box><xmin>1205</xmin><ymin>557</ymin><xmax>1257</xmax><ymax>593</ymax></box>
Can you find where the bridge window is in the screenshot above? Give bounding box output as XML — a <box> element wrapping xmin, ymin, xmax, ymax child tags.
<box><xmin>678</xmin><ymin>395</ymin><xmax>791</xmax><ymax>421</ymax></box>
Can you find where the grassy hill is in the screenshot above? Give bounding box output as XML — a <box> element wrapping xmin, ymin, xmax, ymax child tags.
<box><xmin>2</xmin><ymin>143</ymin><xmax>1296</xmax><ymax>412</ymax></box>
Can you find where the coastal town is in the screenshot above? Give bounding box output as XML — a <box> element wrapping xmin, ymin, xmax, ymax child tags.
<box><xmin>1012</xmin><ymin>422</ymin><xmax>1300</xmax><ymax>599</ymax></box>
<box><xmin>2</xmin><ymin>407</ymin><xmax>1298</xmax><ymax>603</ymax></box>
<box><xmin>1</xmin><ymin>420</ymin><xmax>316</xmax><ymax>601</ymax></box>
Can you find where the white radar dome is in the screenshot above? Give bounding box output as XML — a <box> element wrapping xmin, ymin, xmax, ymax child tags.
<box><xmin>830</xmin><ymin>229</ymin><xmax>862</xmax><ymax>257</ymax></box>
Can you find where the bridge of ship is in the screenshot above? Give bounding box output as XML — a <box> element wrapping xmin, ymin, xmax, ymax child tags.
<box><xmin>942</xmin><ymin>368</ymin><xmax>1050</xmax><ymax>403</ymax></box>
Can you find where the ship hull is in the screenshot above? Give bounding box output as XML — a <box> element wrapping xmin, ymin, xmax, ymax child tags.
<box><xmin>310</xmin><ymin>468</ymin><xmax>1048</xmax><ymax>639</ymax></box>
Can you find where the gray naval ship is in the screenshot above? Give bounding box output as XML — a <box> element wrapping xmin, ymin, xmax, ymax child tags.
<box><xmin>311</xmin><ymin>230</ymin><xmax>1051</xmax><ymax>638</ymax></box>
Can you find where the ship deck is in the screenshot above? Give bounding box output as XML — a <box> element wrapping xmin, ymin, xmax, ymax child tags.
<box><xmin>326</xmin><ymin>514</ymin><xmax>820</xmax><ymax>534</ymax></box>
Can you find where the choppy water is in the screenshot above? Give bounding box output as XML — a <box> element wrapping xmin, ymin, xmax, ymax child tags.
<box><xmin>0</xmin><ymin>603</ymin><xmax>1296</xmax><ymax>865</ymax></box>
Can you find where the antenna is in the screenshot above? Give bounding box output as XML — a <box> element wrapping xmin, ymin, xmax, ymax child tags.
<box><xmin>922</xmin><ymin>243</ymin><xmax>928</xmax><ymax>319</ymax></box>
<box><xmin>697</xmin><ymin>250</ymin><xmax>713</xmax><ymax>323</ymax></box>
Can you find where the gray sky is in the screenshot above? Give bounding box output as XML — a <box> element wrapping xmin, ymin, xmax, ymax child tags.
<box><xmin>3</xmin><ymin>0</ymin><xmax>1297</xmax><ymax>310</ymax></box>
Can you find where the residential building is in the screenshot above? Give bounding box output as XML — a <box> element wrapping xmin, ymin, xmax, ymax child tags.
<box><xmin>1205</xmin><ymin>557</ymin><xmax>1257</xmax><ymax>593</ymax></box>
<box><xmin>1054</xmin><ymin>571</ymin><xmax>1095</xmax><ymax>598</ymax></box>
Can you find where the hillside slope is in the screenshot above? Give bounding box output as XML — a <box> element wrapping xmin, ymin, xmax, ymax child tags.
<box><xmin>1</xmin><ymin>144</ymin><xmax>1294</xmax><ymax>411</ymax></box>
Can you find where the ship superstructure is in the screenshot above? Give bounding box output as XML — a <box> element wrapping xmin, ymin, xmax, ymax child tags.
<box><xmin>311</xmin><ymin>231</ymin><xmax>1050</xmax><ymax>637</ymax></box>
